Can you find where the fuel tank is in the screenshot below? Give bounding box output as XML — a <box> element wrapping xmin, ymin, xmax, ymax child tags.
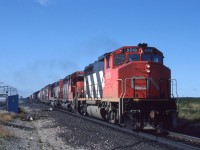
<box><xmin>86</xmin><ymin>106</ymin><xmax>107</xmax><ymax>120</ymax></box>
<box><xmin>61</xmin><ymin>103</ymin><xmax>71</xmax><ymax>110</ymax></box>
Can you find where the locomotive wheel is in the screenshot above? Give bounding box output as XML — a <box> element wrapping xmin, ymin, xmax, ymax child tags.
<box><xmin>82</xmin><ymin>104</ymin><xmax>88</xmax><ymax>116</ymax></box>
<box><xmin>109</xmin><ymin>111</ymin><xmax>117</xmax><ymax>123</ymax></box>
<box><xmin>171</xmin><ymin>112</ymin><xmax>178</xmax><ymax>129</ymax></box>
<box><xmin>124</xmin><ymin>115</ymin><xmax>133</xmax><ymax>129</ymax></box>
<box><xmin>164</xmin><ymin>111</ymin><xmax>178</xmax><ymax>129</ymax></box>
<box><xmin>132</xmin><ymin>118</ymin><xmax>141</xmax><ymax>130</ymax></box>
<box><xmin>80</xmin><ymin>107</ymin><xmax>87</xmax><ymax>115</ymax></box>
<box><xmin>132</xmin><ymin>117</ymin><xmax>144</xmax><ymax>130</ymax></box>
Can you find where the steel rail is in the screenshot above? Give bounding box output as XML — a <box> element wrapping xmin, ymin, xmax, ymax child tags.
<box><xmin>162</xmin><ymin>129</ymin><xmax>200</xmax><ymax>145</ymax></box>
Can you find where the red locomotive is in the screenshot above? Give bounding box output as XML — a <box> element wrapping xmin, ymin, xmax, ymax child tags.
<box><xmin>61</xmin><ymin>71</ymin><xmax>84</xmax><ymax>110</ymax></box>
<box><xmin>31</xmin><ymin>43</ymin><xmax>177</xmax><ymax>129</ymax></box>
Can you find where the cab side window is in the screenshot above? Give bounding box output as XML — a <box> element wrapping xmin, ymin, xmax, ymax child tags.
<box><xmin>114</xmin><ymin>54</ymin><xmax>126</xmax><ymax>66</ymax></box>
<box><xmin>106</xmin><ymin>56</ymin><xmax>110</xmax><ymax>68</ymax></box>
<box><xmin>153</xmin><ymin>55</ymin><xmax>163</xmax><ymax>64</ymax></box>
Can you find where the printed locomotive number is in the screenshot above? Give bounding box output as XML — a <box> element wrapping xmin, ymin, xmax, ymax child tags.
<box><xmin>126</xmin><ymin>48</ymin><xmax>138</xmax><ymax>52</ymax></box>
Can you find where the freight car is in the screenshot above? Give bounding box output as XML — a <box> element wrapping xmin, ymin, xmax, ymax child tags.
<box><xmin>31</xmin><ymin>43</ymin><xmax>178</xmax><ymax>129</ymax></box>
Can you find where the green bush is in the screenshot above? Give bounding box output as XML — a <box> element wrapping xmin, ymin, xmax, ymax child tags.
<box><xmin>177</xmin><ymin>97</ymin><xmax>200</xmax><ymax>122</ymax></box>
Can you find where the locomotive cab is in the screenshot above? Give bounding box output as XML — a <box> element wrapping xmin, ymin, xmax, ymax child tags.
<box><xmin>103</xmin><ymin>43</ymin><xmax>170</xmax><ymax>99</ymax></box>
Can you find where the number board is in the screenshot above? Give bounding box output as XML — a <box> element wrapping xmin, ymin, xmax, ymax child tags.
<box><xmin>125</xmin><ymin>48</ymin><xmax>138</xmax><ymax>52</ymax></box>
<box><xmin>144</xmin><ymin>48</ymin><xmax>153</xmax><ymax>53</ymax></box>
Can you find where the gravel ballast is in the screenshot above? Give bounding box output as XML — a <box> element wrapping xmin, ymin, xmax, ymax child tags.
<box><xmin>0</xmin><ymin>100</ymin><xmax>179</xmax><ymax>150</ymax></box>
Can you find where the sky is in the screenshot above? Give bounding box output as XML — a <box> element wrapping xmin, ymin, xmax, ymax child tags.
<box><xmin>0</xmin><ymin>0</ymin><xmax>200</xmax><ymax>97</ymax></box>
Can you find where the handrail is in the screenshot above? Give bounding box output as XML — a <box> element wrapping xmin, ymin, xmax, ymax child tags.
<box><xmin>117</xmin><ymin>79</ymin><xmax>123</xmax><ymax>124</ymax></box>
<box><xmin>169</xmin><ymin>79</ymin><xmax>179</xmax><ymax>112</ymax></box>
<box><xmin>117</xmin><ymin>79</ymin><xmax>123</xmax><ymax>99</ymax></box>
<box><xmin>169</xmin><ymin>79</ymin><xmax>178</xmax><ymax>98</ymax></box>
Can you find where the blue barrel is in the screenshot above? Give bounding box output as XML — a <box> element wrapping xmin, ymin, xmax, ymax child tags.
<box><xmin>7</xmin><ymin>95</ymin><xmax>19</xmax><ymax>113</ymax></box>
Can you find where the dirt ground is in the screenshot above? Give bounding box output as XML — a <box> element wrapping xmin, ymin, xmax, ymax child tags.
<box><xmin>0</xmin><ymin>104</ymin><xmax>75</xmax><ymax>150</ymax></box>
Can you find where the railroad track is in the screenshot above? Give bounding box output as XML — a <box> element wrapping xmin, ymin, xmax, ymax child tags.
<box><xmin>30</xmin><ymin>102</ymin><xmax>200</xmax><ymax>150</ymax></box>
<box><xmin>166</xmin><ymin>130</ymin><xmax>200</xmax><ymax>146</ymax></box>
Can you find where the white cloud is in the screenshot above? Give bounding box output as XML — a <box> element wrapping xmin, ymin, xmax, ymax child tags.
<box><xmin>37</xmin><ymin>0</ymin><xmax>50</xmax><ymax>6</ymax></box>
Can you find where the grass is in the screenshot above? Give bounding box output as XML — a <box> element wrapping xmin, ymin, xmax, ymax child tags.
<box><xmin>0</xmin><ymin>108</ymin><xmax>26</xmax><ymax>122</ymax></box>
<box><xmin>0</xmin><ymin>111</ymin><xmax>16</xmax><ymax>122</ymax></box>
<box><xmin>0</xmin><ymin>125</ymin><xmax>12</xmax><ymax>139</ymax></box>
<box><xmin>177</xmin><ymin>97</ymin><xmax>200</xmax><ymax>124</ymax></box>
<box><xmin>0</xmin><ymin>111</ymin><xmax>16</xmax><ymax>139</ymax></box>
<box><xmin>0</xmin><ymin>109</ymin><xmax>26</xmax><ymax>139</ymax></box>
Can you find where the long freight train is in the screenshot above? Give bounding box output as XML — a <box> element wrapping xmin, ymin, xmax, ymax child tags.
<box><xmin>30</xmin><ymin>43</ymin><xmax>178</xmax><ymax>129</ymax></box>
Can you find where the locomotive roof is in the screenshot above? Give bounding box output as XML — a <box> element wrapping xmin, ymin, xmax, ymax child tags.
<box><xmin>98</xmin><ymin>52</ymin><xmax>112</xmax><ymax>61</ymax></box>
<box><xmin>85</xmin><ymin>44</ymin><xmax>164</xmax><ymax>70</ymax></box>
<box><xmin>84</xmin><ymin>63</ymin><xmax>94</xmax><ymax>70</ymax></box>
<box><xmin>63</xmin><ymin>71</ymin><xmax>83</xmax><ymax>80</ymax></box>
<box><xmin>115</xmin><ymin>45</ymin><xmax>164</xmax><ymax>56</ymax></box>
<box><xmin>98</xmin><ymin>44</ymin><xmax>163</xmax><ymax>61</ymax></box>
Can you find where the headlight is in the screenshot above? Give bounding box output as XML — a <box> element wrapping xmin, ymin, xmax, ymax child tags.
<box><xmin>146</xmin><ymin>69</ymin><xmax>151</xmax><ymax>73</ymax></box>
<box><xmin>146</xmin><ymin>64</ymin><xmax>151</xmax><ymax>68</ymax></box>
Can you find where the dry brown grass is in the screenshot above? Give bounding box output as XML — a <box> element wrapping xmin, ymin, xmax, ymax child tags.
<box><xmin>0</xmin><ymin>111</ymin><xmax>16</xmax><ymax>122</ymax></box>
<box><xmin>0</xmin><ymin>108</ymin><xmax>26</xmax><ymax>122</ymax></box>
<box><xmin>0</xmin><ymin>125</ymin><xmax>12</xmax><ymax>138</ymax></box>
<box><xmin>0</xmin><ymin>111</ymin><xmax>15</xmax><ymax>138</ymax></box>
<box><xmin>0</xmin><ymin>109</ymin><xmax>26</xmax><ymax>139</ymax></box>
<box><xmin>18</xmin><ymin>112</ymin><xmax>25</xmax><ymax>119</ymax></box>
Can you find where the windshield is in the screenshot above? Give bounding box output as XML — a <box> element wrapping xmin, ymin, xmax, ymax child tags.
<box><xmin>142</xmin><ymin>54</ymin><xmax>151</xmax><ymax>61</ymax></box>
<box><xmin>142</xmin><ymin>54</ymin><xmax>163</xmax><ymax>63</ymax></box>
<box><xmin>114</xmin><ymin>54</ymin><xmax>126</xmax><ymax>66</ymax></box>
<box><xmin>128</xmin><ymin>54</ymin><xmax>140</xmax><ymax>61</ymax></box>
